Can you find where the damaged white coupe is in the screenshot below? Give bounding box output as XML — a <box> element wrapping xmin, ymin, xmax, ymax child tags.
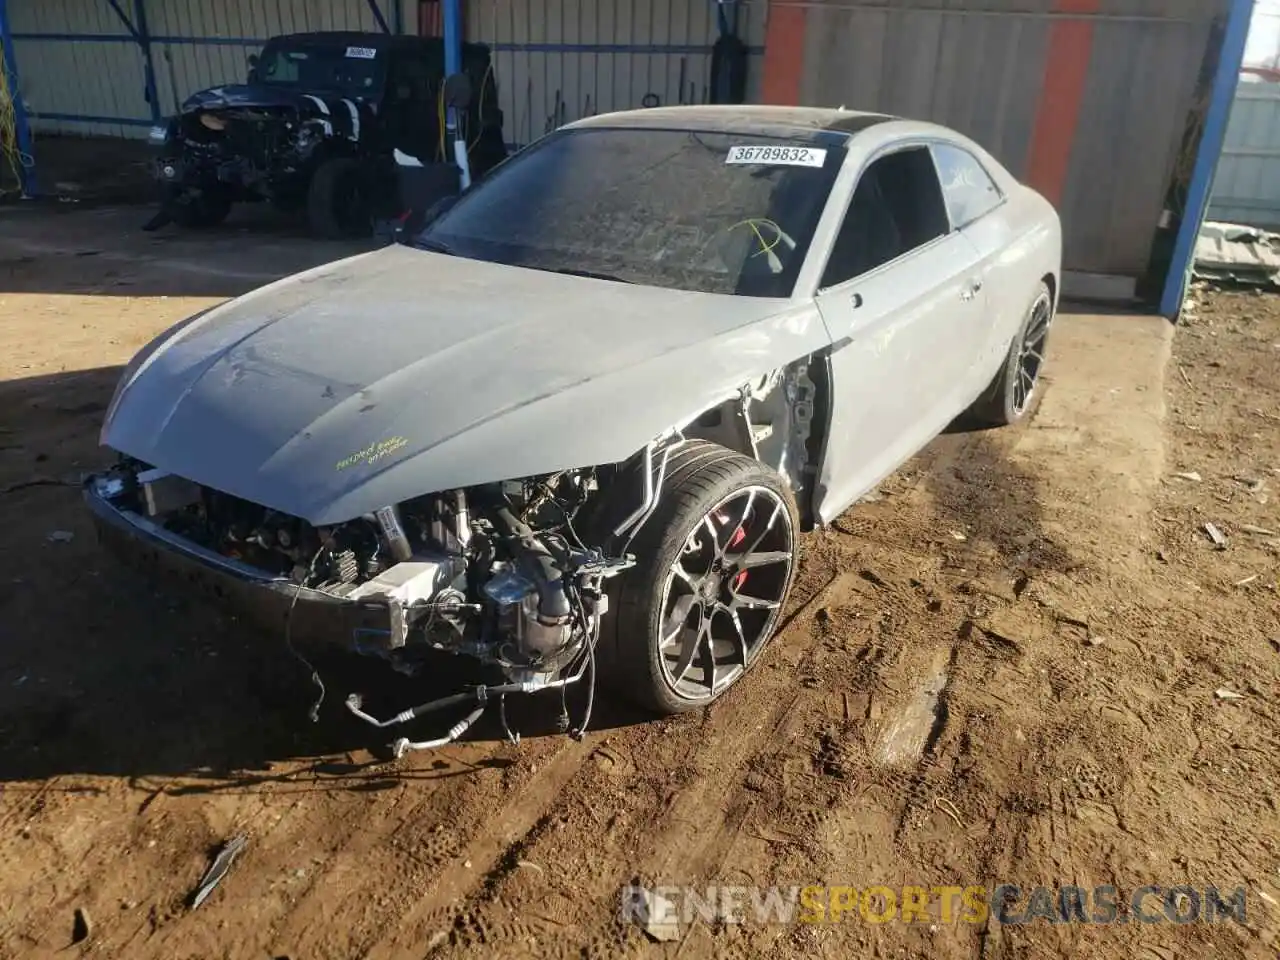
<box><xmin>87</xmin><ymin>106</ymin><xmax>1062</xmax><ymax>754</ymax></box>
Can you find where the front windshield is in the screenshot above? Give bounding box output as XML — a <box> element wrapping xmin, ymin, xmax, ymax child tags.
<box><xmin>252</xmin><ymin>41</ymin><xmax>383</xmax><ymax>96</ymax></box>
<box><xmin>417</xmin><ymin>127</ymin><xmax>844</xmax><ymax>297</ymax></box>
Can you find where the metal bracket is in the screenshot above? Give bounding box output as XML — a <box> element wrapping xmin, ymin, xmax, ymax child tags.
<box><xmin>364</xmin><ymin>0</ymin><xmax>391</xmax><ymax>35</ymax></box>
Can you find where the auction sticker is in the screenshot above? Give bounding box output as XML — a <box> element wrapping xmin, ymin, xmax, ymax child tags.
<box><xmin>345</xmin><ymin>46</ymin><xmax>378</xmax><ymax>59</ymax></box>
<box><xmin>725</xmin><ymin>145</ymin><xmax>827</xmax><ymax>167</ymax></box>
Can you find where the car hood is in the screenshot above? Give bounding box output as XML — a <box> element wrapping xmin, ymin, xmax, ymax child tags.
<box><xmin>180</xmin><ymin>84</ymin><xmax>372</xmax><ymax>123</ymax></box>
<box><xmin>102</xmin><ymin>245</ymin><xmax>830</xmax><ymax>524</ymax></box>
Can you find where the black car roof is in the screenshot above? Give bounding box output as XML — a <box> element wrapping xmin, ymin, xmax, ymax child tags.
<box><xmin>568</xmin><ymin>105</ymin><xmax>896</xmax><ymax>141</ymax></box>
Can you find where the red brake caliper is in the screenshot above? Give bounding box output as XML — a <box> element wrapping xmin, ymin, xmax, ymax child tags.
<box><xmin>728</xmin><ymin>526</ymin><xmax>748</xmax><ymax>591</ymax></box>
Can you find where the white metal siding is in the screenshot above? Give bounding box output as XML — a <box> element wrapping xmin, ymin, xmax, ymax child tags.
<box><xmin>10</xmin><ymin>0</ymin><xmax>400</xmax><ymax>139</ymax></box>
<box><xmin>10</xmin><ymin>0</ymin><xmax>763</xmax><ymax>144</ymax></box>
<box><xmin>1209</xmin><ymin>79</ymin><xmax>1280</xmax><ymax>228</ymax></box>
<box><xmin>8</xmin><ymin>0</ymin><xmax>144</xmax><ymax>139</ymax></box>
<box><xmin>466</xmin><ymin>0</ymin><xmax>766</xmax><ymax>148</ymax></box>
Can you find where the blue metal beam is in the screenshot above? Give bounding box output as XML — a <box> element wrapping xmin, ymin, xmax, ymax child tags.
<box><xmin>0</xmin><ymin>0</ymin><xmax>37</xmax><ymax>196</ymax></box>
<box><xmin>132</xmin><ymin>0</ymin><xmax>161</xmax><ymax>123</ymax></box>
<box><xmin>102</xmin><ymin>0</ymin><xmax>140</xmax><ymax>39</ymax></box>
<box><xmin>365</xmin><ymin>0</ymin><xmax>391</xmax><ymax>35</ymax></box>
<box><xmin>443</xmin><ymin>0</ymin><xmax>461</xmax><ymax>75</ymax></box>
<box><xmin>1160</xmin><ymin>0</ymin><xmax>1255</xmax><ymax>319</ymax></box>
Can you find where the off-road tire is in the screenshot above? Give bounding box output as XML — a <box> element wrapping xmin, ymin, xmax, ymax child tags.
<box><xmin>966</xmin><ymin>281</ymin><xmax>1054</xmax><ymax>427</ymax></box>
<box><xmin>600</xmin><ymin>440</ymin><xmax>800</xmax><ymax>715</ymax></box>
<box><xmin>307</xmin><ymin>157</ymin><xmax>370</xmax><ymax>239</ymax></box>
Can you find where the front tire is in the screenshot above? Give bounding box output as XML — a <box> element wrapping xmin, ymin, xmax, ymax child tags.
<box><xmin>967</xmin><ymin>282</ymin><xmax>1054</xmax><ymax>427</ymax></box>
<box><xmin>307</xmin><ymin>157</ymin><xmax>371</xmax><ymax>239</ymax></box>
<box><xmin>603</xmin><ymin>441</ymin><xmax>799</xmax><ymax>715</ymax></box>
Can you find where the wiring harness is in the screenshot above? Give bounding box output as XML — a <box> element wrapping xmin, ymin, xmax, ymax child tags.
<box><xmin>0</xmin><ymin>45</ymin><xmax>33</xmax><ymax>197</ymax></box>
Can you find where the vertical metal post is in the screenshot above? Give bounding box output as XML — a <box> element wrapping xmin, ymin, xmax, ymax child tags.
<box><xmin>1160</xmin><ymin>0</ymin><xmax>1255</xmax><ymax>319</ymax></box>
<box><xmin>442</xmin><ymin>0</ymin><xmax>470</xmax><ymax>188</ymax></box>
<box><xmin>392</xmin><ymin>0</ymin><xmax>404</xmax><ymax>35</ymax></box>
<box><xmin>0</xmin><ymin>0</ymin><xmax>36</xmax><ymax>196</ymax></box>
<box><xmin>132</xmin><ymin>0</ymin><xmax>161</xmax><ymax>123</ymax></box>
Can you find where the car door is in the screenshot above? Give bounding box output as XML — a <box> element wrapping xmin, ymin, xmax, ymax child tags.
<box><xmin>931</xmin><ymin>141</ymin><xmax>1017</xmax><ymax>382</ymax></box>
<box><xmin>812</xmin><ymin>144</ymin><xmax>988</xmax><ymax>525</ymax></box>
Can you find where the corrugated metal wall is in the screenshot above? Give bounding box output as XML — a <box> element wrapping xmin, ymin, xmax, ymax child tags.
<box><xmin>465</xmin><ymin>0</ymin><xmax>766</xmax><ymax>147</ymax></box>
<box><xmin>793</xmin><ymin>0</ymin><xmax>1227</xmax><ymax>280</ymax></box>
<box><xmin>1209</xmin><ymin>79</ymin><xmax>1280</xmax><ymax>227</ymax></box>
<box><xmin>8</xmin><ymin>0</ymin><xmax>152</xmax><ymax>139</ymax></box>
<box><xmin>9</xmin><ymin>0</ymin><xmax>766</xmax><ymax>145</ymax></box>
<box><xmin>10</xmin><ymin>0</ymin><xmax>405</xmax><ymax>139</ymax></box>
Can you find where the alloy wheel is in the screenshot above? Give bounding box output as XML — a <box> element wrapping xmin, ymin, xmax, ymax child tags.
<box><xmin>1012</xmin><ymin>294</ymin><xmax>1052</xmax><ymax>416</ymax></box>
<box><xmin>656</xmin><ymin>485</ymin><xmax>794</xmax><ymax>702</ymax></box>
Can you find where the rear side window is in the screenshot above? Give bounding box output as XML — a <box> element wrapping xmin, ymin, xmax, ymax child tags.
<box><xmin>932</xmin><ymin>143</ymin><xmax>1002</xmax><ymax>229</ymax></box>
<box><xmin>820</xmin><ymin>146</ymin><xmax>949</xmax><ymax>287</ymax></box>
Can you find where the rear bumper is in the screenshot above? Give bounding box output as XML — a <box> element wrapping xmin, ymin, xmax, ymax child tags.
<box><xmin>83</xmin><ymin>479</ymin><xmax>392</xmax><ymax>648</ymax></box>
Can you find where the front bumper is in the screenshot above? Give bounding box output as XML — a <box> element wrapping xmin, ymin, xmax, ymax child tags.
<box><xmin>84</xmin><ymin>479</ymin><xmax>393</xmax><ymax>649</ymax></box>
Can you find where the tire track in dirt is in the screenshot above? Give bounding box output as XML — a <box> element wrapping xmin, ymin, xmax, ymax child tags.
<box><xmin>360</xmin><ymin>738</ymin><xmax>591</xmax><ymax>959</ymax></box>
<box><xmin>404</xmin><ymin>566</ymin><xmax>860</xmax><ymax>957</ymax></box>
<box><xmin>258</xmin><ymin>731</ymin><xmax>582</xmax><ymax>959</ymax></box>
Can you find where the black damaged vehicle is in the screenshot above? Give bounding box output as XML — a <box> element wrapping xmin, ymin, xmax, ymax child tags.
<box><xmin>144</xmin><ymin>31</ymin><xmax>507</xmax><ymax>238</ymax></box>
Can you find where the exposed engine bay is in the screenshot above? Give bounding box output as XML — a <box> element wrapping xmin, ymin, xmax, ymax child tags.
<box><xmin>91</xmin><ymin>457</ymin><xmax>641</xmax><ymax>755</ymax></box>
<box><xmin>88</xmin><ymin>354</ymin><xmax>826</xmax><ymax>756</ymax></box>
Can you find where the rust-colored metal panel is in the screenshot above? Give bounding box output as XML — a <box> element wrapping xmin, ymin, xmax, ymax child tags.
<box><xmin>792</xmin><ymin>0</ymin><xmax>1229</xmax><ymax>278</ymax></box>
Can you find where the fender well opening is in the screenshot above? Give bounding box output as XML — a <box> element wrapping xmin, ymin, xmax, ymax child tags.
<box><xmin>681</xmin><ymin>354</ymin><xmax>832</xmax><ymax>530</ymax></box>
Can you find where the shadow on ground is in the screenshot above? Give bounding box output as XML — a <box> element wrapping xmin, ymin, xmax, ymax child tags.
<box><xmin>1</xmin><ymin>201</ymin><xmax>377</xmax><ymax>299</ymax></box>
<box><xmin>929</xmin><ymin>412</ymin><xmax>1078</xmax><ymax>576</ymax></box>
<box><xmin>0</xmin><ymin>367</ymin><xmax>653</xmax><ymax>787</ymax></box>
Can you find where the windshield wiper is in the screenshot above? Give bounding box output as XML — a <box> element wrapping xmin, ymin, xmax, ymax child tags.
<box><xmin>411</xmin><ymin>236</ymin><xmax>455</xmax><ymax>255</ymax></box>
<box><xmin>544</xmin><ymin>266</ymin><xmax>633</xmax><ymax>284</ymax></box>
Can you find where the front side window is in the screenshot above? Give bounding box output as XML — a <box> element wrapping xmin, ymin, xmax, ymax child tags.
<box><xmin>416</xmin><ymin>128</ymin><xmax>845</xmax><ymax>297</ymax></box>
<box><xmin>820</xmin><ymin>146</ymin><xmax>950</xmax><ymax>288</ymax></box>
<box><xmin>932</xmin><ymin>143</ymin><xmax>1002</xmax><ymax>229</ymax></box>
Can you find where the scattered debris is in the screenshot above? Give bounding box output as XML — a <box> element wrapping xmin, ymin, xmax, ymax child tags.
<box><xmin>949</xmin><ymin>531</ymin><xmax>967</xmax><ymax>541</ymax></box>
<box><xmin>1258</xmin><ymin>889</ymin><xmax>1278</xmax><ymax>909</ymax></box>
<box><xmin>190</xmin><ymin>834</ymin><xmax>248</xmax><ymax>909</ymax></box>
<box><xmin>1214</xmin><ymin>688</ymin><xmax>1246</xmax><ymax>702</ymax></box>
<box><xmin>633</xmin><ymin>886</ymin><xmax>681</xmax><ymax>942</ymax></box>
<box><xmin>46</xmin><ymin>530</ymin><xmax>75</xmax><ymax>543</ymax></box>
<box><xmin>1234</xmin><ymin>475</ymin><xmax>1266</xmax><ymax>493</ymax></box>
<box><xmin>1194</xmin><ymin>222</ymin><xmax>1280</xmax><ymax>288</ymax></box>
<box><xmin>516</xmin><ymin>860</ymin><xmax>544</xmax><ymax>874</ymax></box>
<box><xmin>1086</xmin><ymin>635</ymin><xmax>1106</xmax><ymax>647</ymax></box>
<box><xmin>72</xmin><ymin>907</ymin><xmax>92</xmax><ymax>943</ymax></box>
<box><xmin>1178</xmin><ymin>363</ymin><xmax>1194</xmax><ymax>387</ymax></box>
<box><xmin>1203</xmin><ymin>523</ymin><xmax>1228</xmax><ymax>549</ymax></box>
<box><xmin>1241</xmin><ymin>523</ymin><xmax>1278</xmax><ymax>536</ymax></box>
<box><xmin>1234</xmin><ymin>574</ymin><xmax>1259</xmax><ymax>587</ymax></box>
<box><xmin>1171</xmin><ymin>471</ymin><xmax>1202</xmax><ymax>482</ymax></box>
<box><xmin>934</xmin><ymin>796</ymin><xmax>964</xmax><ymax>829</ymax></box>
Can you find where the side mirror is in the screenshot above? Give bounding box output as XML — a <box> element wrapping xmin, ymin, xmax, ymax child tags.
<box><xmin>247</xmin><ymin>53</ymin><xmax>259</xmax><ymax>69</ymax></box>
<box><xmin>442</xmin><ymin>72</ymin><xmax>472</xmax><ymax>111</ymax></box>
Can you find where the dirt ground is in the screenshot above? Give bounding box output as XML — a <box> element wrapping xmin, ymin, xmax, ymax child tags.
<box><xmin>0</xmin><ymin>204</ymin><xmax>1277</xmax><ymax>960</ymax></box>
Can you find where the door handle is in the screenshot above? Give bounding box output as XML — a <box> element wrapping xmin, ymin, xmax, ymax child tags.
<box><xmin>960</xmin><ymin>278</ymin><xmax>982</xmax><ymax>301</ymax></box>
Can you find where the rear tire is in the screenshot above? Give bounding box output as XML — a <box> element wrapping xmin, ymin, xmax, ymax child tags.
<box><xmin>601</xmin><ymin>441</ymin><xmax>799</xmax><ymax>715</ymax></box>
<box><xmin>966</xmin><ymin>282</ymin><xmax>1054</xmax><ymax>427</ymax></box>
<box><xmin>307</xmin><ymin>157</ymin><xmax>371</xmax><ymax>239</ymax></box>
